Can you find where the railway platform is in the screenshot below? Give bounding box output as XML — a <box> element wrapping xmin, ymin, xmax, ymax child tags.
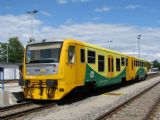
<box><xmin>0</xmin><ymin>83</ymin><xmax>23</xmax><ymax>107</ymax></box>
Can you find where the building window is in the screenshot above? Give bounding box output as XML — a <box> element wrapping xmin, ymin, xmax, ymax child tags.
<box><xmin>121</xmin><ymin>57</ymin><xmax>125</xmax><ymax>66</ymax></box>
<box><xmin>116</xmin><ymin>58</ymin><xmax>121</xmax><ymax>71</ymax></box>
<box><xmin>80</xmin><ymin>49</ymin><xmax>85</xmax><ymax>63</ymax></box>
<box><xmin>87</xmin><ymin>50</ymin><xmax>96</xmax><ymax>64</ymax></box>
<box><xmin>98</xmin><ymin>55</ymin><xmax>105</xmax><ymax>72</ymax></box>
<box><xmin>68</xmin><ymin>46</ymin><xmax>75</xmax><ymax>64</ymax></box>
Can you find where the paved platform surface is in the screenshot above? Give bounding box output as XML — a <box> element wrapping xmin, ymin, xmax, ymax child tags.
<box><xmin>0</xmin><ymin>83</ymin><xmax>23</xmax><ymax>107</ymax></box>
<box><xmin>26</xmin><ymin>76</ymin><xmax>160</xmax><ymax>120</ymax></box>
<box><xmin>0</xmin><ymin>83</ymin><xmax>22</xmax><ymax>92</ymax></box>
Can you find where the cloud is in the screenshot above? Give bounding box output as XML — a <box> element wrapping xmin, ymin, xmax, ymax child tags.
<box><xmin>0</xmin><ymin>14</ymin><xmax>160</xmax><ymax>61</ymax></box>
<box><xmin>40</xmin><ymin>11</ymin><xmax>52</xmax><ymax>17</ymax></box>
<box><xmin>94</xmin><ymin>7</ymin><xmax>110</xmax><ymax>13</ymax></box>
<box><xmin>57</xmin><ymin>0</ymin><xmax>91</xmax><ymax>4</ymax></box>
<box><xmin>0</xmin><ymin>14</ymin><xmax>42</xmax><ymax>43</ymax></box>
<box><xmin>57</xmin><ymin>0</ymin><xmax>68</xmax><ymax>4</ymax></box>
<box><xmin>125</xmin><ymin>5</ymin><xmax>140</xmax><ymax>10</ymax></box>
<box><xmin>64</xmin><ymin>18</ymin><xmax>74</xmax><ymax>25</ymax></box>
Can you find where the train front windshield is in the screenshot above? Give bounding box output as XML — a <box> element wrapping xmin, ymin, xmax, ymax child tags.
<box><xmin>26</xmin><ymin>42</ymin><xmax>62</xmax><ymax>64</ymax></box>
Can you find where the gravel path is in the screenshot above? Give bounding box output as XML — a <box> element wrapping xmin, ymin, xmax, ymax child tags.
<box><xmin>104</xmin><ymin>82</ymin><xmax>160</xmax><ymax>120</ymax></box>
<box><xmin>25</xmin><ymin>76</ymin><xmax>160</xmax><ymax>120</ymax></box>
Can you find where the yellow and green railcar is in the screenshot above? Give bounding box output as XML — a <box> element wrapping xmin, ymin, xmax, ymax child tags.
<box><xmin>22</xmin><ymin>39</ymin><xmax>149</xmax><ymax>100</ymax></box>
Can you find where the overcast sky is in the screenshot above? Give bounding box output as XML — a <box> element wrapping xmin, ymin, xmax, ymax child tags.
<box><xmin>0</xmin><ymin>0</ymin><xmax>160</xmax><ymax>61</ymax></box>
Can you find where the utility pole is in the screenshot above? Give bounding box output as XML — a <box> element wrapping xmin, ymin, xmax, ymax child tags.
<box><xmin>137</xmin><ymin>34</ymin><xmax>141</xmax><ymax>58</ymax></box>
<box><xmin>26</xmin><ymin>10</ymin><xmax>39</xmax><ymax>42</ymax></box>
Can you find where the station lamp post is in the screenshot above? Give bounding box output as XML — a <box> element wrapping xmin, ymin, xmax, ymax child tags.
<box><xmin>107</xmin><ymin>40</ymin><xmax>113</xmax><ymax>49</ymax></box>
<box><xmin>26</xmin><ymin>10</ymin><xmax>39</xmax><ymax>42</ymax></box>
<box><xmin>137</xmin><ymin>34</ymin><xmax>141</xmax><ymax>58</ymax></box>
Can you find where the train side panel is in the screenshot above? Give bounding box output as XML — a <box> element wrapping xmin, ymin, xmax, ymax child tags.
<box><xmin>83</xmin><ymin>46</ymin><xmax>127</xmax><ymax>88</ymax></box>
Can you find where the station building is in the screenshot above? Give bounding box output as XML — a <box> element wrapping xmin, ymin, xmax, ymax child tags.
<box><xmin>0</xmin><ymin>63</ymin><xmax>20</xmax><ymax>80</ymax></box>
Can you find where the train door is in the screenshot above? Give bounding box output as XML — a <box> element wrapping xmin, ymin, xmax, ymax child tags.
<box><xmin>76</xmin><ymin>45</ymin><xmax>86</xmax><ymax>86</ymax></box>
<box><xmin>108</xmin><ymin>56</ymin><xmax>114</xmax><ymax>79</ymax></box>
<box><xmin>126</xmin><ymin>58</ymin><xmax>130</xmax><ymax>80</ymax></box>
<box><xmin>66</xmin><ymin>44</ymin><xmax>76</xmax><ymax>84</ymax></box>
<box><xmin>126</xmin><ymin>57</ymin><xmax>135</xmax><ymax>80</ymax></box>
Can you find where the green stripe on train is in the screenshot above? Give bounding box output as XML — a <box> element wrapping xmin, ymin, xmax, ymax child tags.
<box><xmin>85</xmin><ymin>64</ymin><xmax>126</xmax><ymax>87</ymax></box>
<box><xmin>136</xmin><ymin>67</ymin><xmax>146</xmax><ymax>78</ymax></box>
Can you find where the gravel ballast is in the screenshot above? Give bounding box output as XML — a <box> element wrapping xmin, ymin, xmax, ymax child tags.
<box><xmin>105</xmin><ymin>81</ymin><xmax>160</xmax><ymax>120</ymax></box>
<box><xmin>25</xmin><ymin>76</ymin><xmax>160</xmax><ymax>120</ymax></box>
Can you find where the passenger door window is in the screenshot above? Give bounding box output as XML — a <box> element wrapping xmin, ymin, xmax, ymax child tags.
<box><xmin>68</xmin><ymin>46</ymin><xmax>75</xmax><ymax>64</ymax></box>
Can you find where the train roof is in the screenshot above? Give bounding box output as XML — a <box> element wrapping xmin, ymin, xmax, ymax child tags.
<box><xmin>65</xmin><ymin>39</ymin><xmax>149</xmax><ymax>63</ymax></box>
<box><xmin>27</xmin><ymin>38</ymin><xmax>149</xmax><ymax>63</ymax></box>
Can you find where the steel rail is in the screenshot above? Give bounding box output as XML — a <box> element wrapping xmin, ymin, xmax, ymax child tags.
<box><xmin>95</xmin><ymin>76</ymin><xmax>160</xmax><ymax>120</ymax></box>
<box><xmin>0</xmin><ymin>101</ymin><xmax>32</xmax><ymax>112</ymax></box>
<box><xmin>142</xmin><ymin>94</ymin><xmax>160</xmax><ymax>120</ymax></box>
<box><xmin>0</xmin><ymin>102</ymin><xmax>56</xmax><ymax>120</ymax></box>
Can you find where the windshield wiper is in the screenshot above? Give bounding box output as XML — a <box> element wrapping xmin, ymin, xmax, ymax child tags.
<box><xmin>29</xmin><ymin>59</ymin><xmax>55</xmax><ymax>63</ymax></box>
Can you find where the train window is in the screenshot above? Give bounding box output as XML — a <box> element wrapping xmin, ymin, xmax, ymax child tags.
<box><xmin>132</xmin><ymin>60</ymin><xmax>134</xmax><ymax>70</ymax></box>
<box><xmin>88</xmin><ymin>50</ymin><xmax>96</xmax><ymax>64</ymax></box>
<box><xmin>80</xmin><ymin>49</ymin><xmax>85</xmax><ymax>63</ymax></box>
<box><xmin>111</xmin><ymin>58</ymin><xmax>114</xmax><ymax>72</ymax></box>
<box><xmin>116</xmin><ymin>58</ymin><xmax>121</xmax><ymax>71</ymax></box>
<box><xmin>68</xmin><ymin>46</ymin><xmax>75</xmax><ymax>64</ymax></box>
<box><xmin>121</xmin><ymin>57</ymin><xmax>125</xmax><ymax>66</ymax></box>
<box><xmin>136</xmin><ymin>61</ymin><xmax>138</xmax><ymax>67</ymax></box>
<box><xmin>98</xmin><ymin>55</ymin><xmax>105</xmax><ymax>72</ymax></box>
<box><xmin>108</xmin><ymin>58</ymin><xmax>111</xmax><ymax>72</ymax></box>
<box><xmin>126</xmin><ymin>58</ymin><xmax>128</xmax><ymax>66</ymax></box>
<box><xmin>134</xmin><ymin>60</ymin><xmax>136</xmax><ymax>66</ymax></box>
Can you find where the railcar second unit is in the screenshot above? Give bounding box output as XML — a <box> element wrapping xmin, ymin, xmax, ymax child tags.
<box><xmin>22</xmin><ymin>39</ymin><xmax>149</xmax><ymax>100</ymax></box>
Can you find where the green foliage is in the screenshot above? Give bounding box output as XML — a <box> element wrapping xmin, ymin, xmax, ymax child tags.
<box><xmin>27</xmin><ymin>37</ymin><xmax>35</xmax><ymax>44</ymax></box>
<box><xmin>0</xmin><ymin>37</ymin><xmax>24</xmax><ymax>63</ymax></box>
<box><xmin>0</xmin><ymin>42</ymin><xmax>8</xmax><ymax>62</ymax></box>
<box><xmin>152</xmin><ymin>60</ymin><xmax>160</xmax><ymax>70</ymax></box>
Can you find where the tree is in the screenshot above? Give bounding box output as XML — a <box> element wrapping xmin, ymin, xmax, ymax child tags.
<box><xmin>27</xmin><ymin>37</ymin><xmax>35</xmax><ymax>44</ymax></box>
<box><xmin>152</xmin><ymin>60</ymin><xmax>160</xmax><ymax>70</ymax></box>
<box><xmin>0</xmin><ymin>42</ymin><xmax>8</xmax><ymax>62</ymax></box>
<box><xmin>8</xmin><ymin>37</ymin><xmax>24</xmax><ymax>63</ymax></box>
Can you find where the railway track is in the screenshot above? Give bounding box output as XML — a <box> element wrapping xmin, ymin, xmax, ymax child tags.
<box><xmin>0</xmin><ymin>101</ymin><xmax>56</xmax><ymax>120</ymax></box>
<box><xmin>95</xmin><ymin>76</ymin><xmax>160</xmax><ymax>120</ymax></box>
<box><xmin>0</xmin><ymin>73</ymin><xmax>159</xmax><ymax>120</ymax></box>
<box><xmin>143</xmin><ymin>99</ymin><xmax>160</xmax><ymax>120</ymax></box>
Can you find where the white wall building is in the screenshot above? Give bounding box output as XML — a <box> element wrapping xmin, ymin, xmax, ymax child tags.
<box><xmin>0</xmin><ymin>64</ymin><xmax>20</xmax><ymax>80</ymax></box>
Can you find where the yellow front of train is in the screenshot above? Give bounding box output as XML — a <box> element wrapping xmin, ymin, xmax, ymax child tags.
<box><xmin>23</xmin><ymin>41</ymin><xmax>68</xmax><ymax>100</ymax></box>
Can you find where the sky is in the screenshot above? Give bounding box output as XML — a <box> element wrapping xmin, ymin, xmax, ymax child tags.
<box><xmin>0</xmin><ymin>0</ymin><xmax>160</xmax><ymax>61</ymax></box>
